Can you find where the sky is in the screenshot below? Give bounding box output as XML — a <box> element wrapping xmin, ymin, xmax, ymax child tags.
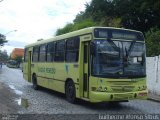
<box><xmin>0</xmin><ymin>0</ymin><xmax>91</xmax><ymax>54</ymax></box>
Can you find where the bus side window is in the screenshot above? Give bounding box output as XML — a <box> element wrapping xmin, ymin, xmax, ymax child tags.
<box><xmin>55</xmin><ymin>40</ymin><xmax>65</xmax><ymax>62</ymax></box>
<box><xmin>66</xmin><ymin>37</ymin><xmax>80</xmax><ymax>62</ymax></box>
<box><xmin>39</xmin><ymin>44</ymin><xmax>46</xmax><ymax>62</ymax></box>
<box><xmin>24</xmin><ymin>48</ymin><xmax>28</xmax><ymax>62</ymax></box>
<box><xmin>32</xmin><ymin>46</ymin><xmax>39</xmax><ymax>62</ymax></box>
<box><xmin>47</xmin><ymin>42</ymin><xmax>55</xmax><ymax>62</ymax></box>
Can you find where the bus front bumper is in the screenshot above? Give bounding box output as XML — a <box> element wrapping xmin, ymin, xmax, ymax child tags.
<box><xmin>89</xmin><ymin>90</ymin><xmax>148</xmax><ymax>103</ymax></box>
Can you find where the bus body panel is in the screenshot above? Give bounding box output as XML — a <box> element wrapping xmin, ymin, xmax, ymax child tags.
<box><xmin>23</xmin><ymin>62</ymin><xmax>28</xmax><ymax>81</ymax></box>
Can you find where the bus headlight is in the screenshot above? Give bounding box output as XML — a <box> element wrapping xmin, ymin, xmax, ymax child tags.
<box><xmin>104</xmin><ymin>87</ymin><xmax>107</xmax><ymax>91</ymax></box>
<box><xmin>138</xmin><ymin>86</ymin><xmax>146</xmax><ymax>90</ymax></box>
<box><xmin>91</xmin><ymin>87</ymin><xmax>96</xmax><ymax>91</ymax></box>
<box><xmin>142</xmin><ymin>86</ymin><xmax>147</xmax><ymax>90</ymax></box>
<box><xmin>137</xmin><ymin>57</ymin><xmax>142</xmax><ymax>62</ymax></box>
<box><xmin>97</xmin><ymin>86</ymin><xmax>102</xmax><ymax>91</ymax></box>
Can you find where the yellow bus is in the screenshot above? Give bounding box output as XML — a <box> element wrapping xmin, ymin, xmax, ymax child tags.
<box><xmin>23</xmin><ymin>27</ymin><xmax>147</xmax><ymax>103</ymax></box>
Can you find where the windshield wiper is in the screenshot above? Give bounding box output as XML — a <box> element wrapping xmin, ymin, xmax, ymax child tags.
<box><xmin>106</xmin><ymin>38</ymin><xmax>121</xmax><ymax>58</ymax></box>
<box><xmin>127</xmin><ymin>40</ymin><xmax>136</xmax><ymax>57</ymax></box>
<box><xmin>123</xmin><ymin>40</ymin><xmax>136</xmax><ymax>66</ymax></box>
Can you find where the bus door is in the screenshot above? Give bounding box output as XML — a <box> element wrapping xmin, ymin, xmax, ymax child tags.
<box><xmin>83</xmin><ymin>42</ymin><xmax>89</xmax><ymax>98</ymax></box>
<box><xmin>28</xmin><ymin>51</ymin><xmax>32</xmax><ymax>82</ymax></box>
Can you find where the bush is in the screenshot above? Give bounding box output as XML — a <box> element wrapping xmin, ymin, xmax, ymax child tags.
<box><xmin>55</xmin><ymin>19</ymin><xmax>96</xmax><ymax>36</ymax></box>
<box><xmin>145</xmin><ymin>28</ymin><xmax>160</xmax><ymax>56</ymax></box>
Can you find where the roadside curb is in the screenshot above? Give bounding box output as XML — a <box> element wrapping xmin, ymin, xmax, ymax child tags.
<box><xmin>147</xmin><ymin>98</ymin><xmax>160</xmax><ymax>103</ymax></box>
<box><xmin>147</xmin><ymin>93</ymin><xmax>160</xmax><ymax>102</ymax></box>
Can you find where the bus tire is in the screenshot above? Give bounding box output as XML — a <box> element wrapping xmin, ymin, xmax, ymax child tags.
<box><xmin>32</xmin><ymin>74</ymin><xmax>39</xmax><ymax>90</ymax></box>
<box><xmin>65</xmin><ymin>80</ymin><xmax>76</xmax><ymax>103</ymax></box>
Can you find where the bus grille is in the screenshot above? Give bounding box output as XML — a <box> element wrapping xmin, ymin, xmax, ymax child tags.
<box><xmin>109</xmin><ymin>81</ymin><xmax>135</xmax><ymax>92</ymax></box>
<box><xmin>111</xmin><ymin>86</ymin><xmax>135</xmax><ymax>92</ymax></box>
<box><xmin>114</xmin><ymin>93</ymin><xmax>133</xmax><ymax>100</ymax></box>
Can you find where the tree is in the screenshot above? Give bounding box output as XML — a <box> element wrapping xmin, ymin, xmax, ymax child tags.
<box><xmin>11</xmin><ymin>56</ymin><xmax>23</xmax><ymax>68</ymax></box>
<box><xmin>55</xmin><ymin>19</ymin><xmax>96</xmax><ymax>35</ymax></box>
<box><xmin>145</xmin><ymin>27</ymin><xmax>160</xmax><ymax>56</ymax></box>
<box><xmin>114</xmin><ymin>0</ymin><xmax>160</xmax><ymax>32</ymax></box>
<box><xmin>55</xmin><ymin>23</ymin><xmax>74</xmax><ymax>36</ymax></box>
<box><xmin>73</xmin><ymin>19</ymin><xmax>96</xmax><ymax>31</ymax></box>
<box><xmin>0</xmin><ymin>50</ymin><xmax>9</xmax><ymax>63</ymax></box>
<box><xmin>0</xmin><ymin>34</ymin><xmax>7</xmax><ymax>46</ymax></box>
<box><xmin>55</xmin><ymin>0</ymin><xmax>160</xmax><ymax>38</ymax></box>
<box><xmin>85</xmin><ymin>0</ymin><xmax>114</xmax><ymax>21</ymax></box>
<box><xmin>14</xmin><ymin>56</ymin><xmax>23</xmax><ymax>64</ymax></box>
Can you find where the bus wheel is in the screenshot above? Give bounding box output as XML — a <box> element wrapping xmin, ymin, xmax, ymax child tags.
<box><xmin>32</xmin><ymin>74</ymin><xmax>39</xmax><ymax>90</ymax></box>
<box><xmin>65</xmin><ymin>80</ymin><xmax>76</xmax><ymax>103</ymax></box>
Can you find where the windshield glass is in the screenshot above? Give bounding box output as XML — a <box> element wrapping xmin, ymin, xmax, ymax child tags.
<box><xmin>91</xmin><ymin>40</ymin><xmax>146</xmax><ymax>78</ymax></box>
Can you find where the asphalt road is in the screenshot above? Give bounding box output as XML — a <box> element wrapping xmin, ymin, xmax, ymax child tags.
<box><xmin>0</xmin><ymin>65</ymin><xmax>160</xmax><ymax>119</ymax></box>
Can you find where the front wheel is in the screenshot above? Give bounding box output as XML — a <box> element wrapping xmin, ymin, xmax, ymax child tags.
<box><xmin>65</xmin><ymin>80</ymin><xmax>76</xmax><ymax>103</ymax></box>
<box><xmin>32</xmin><ymin>75</ymin><xmax>39</xmax><ymax>90</ymax></box>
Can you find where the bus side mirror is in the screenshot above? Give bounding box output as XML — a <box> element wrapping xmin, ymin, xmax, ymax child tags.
<box><xmin>90</xmin><ymin>43</ymin><xmax>96</xmax><ymax>56</ymax></box>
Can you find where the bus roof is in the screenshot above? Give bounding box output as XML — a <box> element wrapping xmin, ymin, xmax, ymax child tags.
<box><xmin>25</xmin><ymin>27</ymin><xmax>142</xmax><ymax>48</ymax></box>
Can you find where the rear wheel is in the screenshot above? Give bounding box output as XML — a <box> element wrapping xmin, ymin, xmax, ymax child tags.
<box><xmin>65</xmin><ymin>80</ymin><xmax>76</xmax><ymax>103</ymax></box>
<box><xmin>32</xmin><ymin>74</ymin><xmax>39</xmax><ymax>90</ymax></box>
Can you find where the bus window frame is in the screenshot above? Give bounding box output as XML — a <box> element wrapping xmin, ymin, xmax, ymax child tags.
<box><xmin>54</xmin><ymin>40</ymin><xmax>65</xmax><ymax>62</ymax></box>
<box><xmin>65</xmin><ymin>36</ymin><xmax>80</xmax><ymax>63</ymax></box>
<box><xmin>32</xmin><ymin>46</ymin><xmax>40</xmax><ymax>62</ymax></box>
<box><xmin>46</xmin><ymin>42</ymin><xmax>55</xmax><ymax>62</ymax></box>
<box><xmin>39</xmin><ymin>44</ymin><xmax>47</xmax><ymax>62</ymax></box>
<box><xmin>24</xmin><ymin>48</ymin><xmax>28</xmax><ymax>62</ymax></box>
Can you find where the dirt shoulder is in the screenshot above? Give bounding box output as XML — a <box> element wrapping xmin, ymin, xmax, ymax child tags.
<box><xmin>0</xmin><ymin>81</ymin><xmax>21</xmax><ymax>113</ymax></box>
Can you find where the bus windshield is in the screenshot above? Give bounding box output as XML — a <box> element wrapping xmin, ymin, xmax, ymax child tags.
<box><xmin>91</xmin><ymin>39</ymin><xmax>146</xmax><ymax>78</ymax></box>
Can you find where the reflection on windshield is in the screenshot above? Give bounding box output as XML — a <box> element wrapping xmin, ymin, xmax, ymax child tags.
<box><xmin>97</xmin><ymin>40</ymin><xmax>119</xmax><ymax>56</ymax></box>
<box><xmin>91</xmin><ymin>40</ymin><xmax>146</xmax><ymax>78</ymax></box>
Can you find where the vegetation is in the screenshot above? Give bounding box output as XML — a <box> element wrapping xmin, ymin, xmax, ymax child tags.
<box><xmin>0</xmin><ymin>34</ymin><xmax>7</xmax><ymax>46</ymax></box>
<box><xmin>55</xmin><ymin>0</ymin><xmax>160</xmax><ymax>56</ymax></box>
<box><xmin>56</xmin><ymin>19</ymin><xmax>96</xmax><ymax>35</ymax></box>
<box><xmin>145</xmin><ymin>28</ymin><xmax>160</xmax><ymax>56</ymax></box>
<box><xmin>0</xmin><ymin>51</ymin><xmax>9</xmax><ymax>63</ymax></box>
<box><xmin>14</xmin><ymin>56</ymin><xmax>23</xmax><ymax>65</ymax></box>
